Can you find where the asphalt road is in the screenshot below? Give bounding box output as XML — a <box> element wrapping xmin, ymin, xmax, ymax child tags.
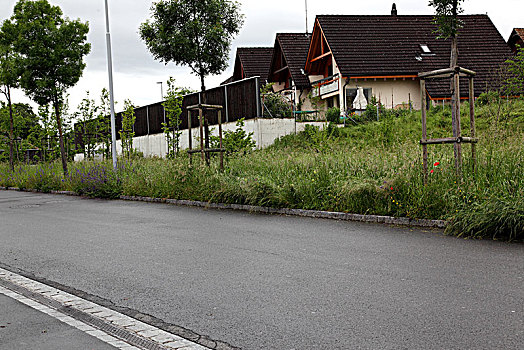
<box><xmin>0</xmin><ymin>190</ymin><xmax>522</xmax><ymax>349</ymax></box>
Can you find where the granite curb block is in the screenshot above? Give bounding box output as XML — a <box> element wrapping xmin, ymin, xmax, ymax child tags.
<box><xmin>0</xmin><ymin>268</ymin><xmax>208</xmax><ymax>350</ymax></box>
<box><xmin>0</xmin><ymin>187</ymin><xmax>447</xmax><ymax>229</ymax></box>
<box><xmin>120</xmin><ymin>195</ymin><xmax>448</xmax><ymax>229</ymax></box>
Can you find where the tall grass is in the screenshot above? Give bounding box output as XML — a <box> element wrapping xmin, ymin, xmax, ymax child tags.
<box><xmin>1</xmin><ymin>99</ymin><xmax>522</xmax><ymax>240</ymax></box>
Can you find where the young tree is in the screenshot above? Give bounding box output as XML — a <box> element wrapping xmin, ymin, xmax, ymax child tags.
<box><xmin>429</xmin><ymin>0</ymin><xmax>465</xmax><ymax>67</ymax></box>
<box><xmin>505</xmin><ymin>46</ymin><xmax>524</xmax><ymax>96</ymax></box>
<box><xmin>120</xmin><ymin>100</ymin><xmax>136</xmax><ymax>159</ymax></box>
<box><xmin>429</xmin><ymin>0</ymin><xmax>465</xmax><ymax>173</ymax></box>
<box><xmin>162</xmin><ymin>77</ymin><xmax>188</xmax><ymax>158</ymax></box>
<box><xmin>8</xmin><ymin>0</ymin><xmax>90</xmax><ymax>175</ymax></box>
<box><xmin>76</xmin><ymin>91</ymin><xmax>98</xmax><ymax>160</ymax></box>
<box><xmin>139</xmin><ymin>0</ymin><xmax>244</xmax><ymax>92</ymax></box>
<box><xmin>0</xmin><ymin>19</ymin><xmax>19</xmax><ymax>170</ymax></box>
<box><xmin>97</xmin><ymin>88</ymin><xmax>112</xmax><ymax>160</ymax></box>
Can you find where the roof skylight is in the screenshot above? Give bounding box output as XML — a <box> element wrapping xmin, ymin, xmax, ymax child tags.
<box><xmin>420</xmin><ymin>44</ymin><xmax>432</xmax><ymax>54</ymax></box>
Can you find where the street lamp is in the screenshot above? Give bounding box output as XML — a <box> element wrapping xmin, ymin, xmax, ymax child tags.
<box><xmin>104</xmin><ymin>0</ymin><xmax>118</xmax><ymax>170</ymax></box>
<box><xmin>157</xmin><ymin>81</ymin><xmax>164</xmax><ymax>101</ymax></box>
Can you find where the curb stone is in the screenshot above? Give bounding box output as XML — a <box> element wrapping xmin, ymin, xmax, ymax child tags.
<box><xmin>0</xmin><ymin>187</ymin><xmax>447</xmax><ymax>229</ymax></box>
<box><xmin>120</xmin><ymin>195</ymin><xmax>448</xmax><ymax>229</ymax></box>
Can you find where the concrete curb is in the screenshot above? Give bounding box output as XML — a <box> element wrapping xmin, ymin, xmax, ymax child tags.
<box><xmin>120</xmin><ymin>195</ymin><xmax>448</xmax><ymax>229</ymax></box>
<box><xmin>0</xmin><ymin>187</ymin><xmax>447</xmax><ymax>229</ymax></box>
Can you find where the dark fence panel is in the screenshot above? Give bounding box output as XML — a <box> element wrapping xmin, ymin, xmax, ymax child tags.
<box><xmin>75</xmin><ymin>77</ymin><xmax>260</xmax><ymax>150</ymax></box>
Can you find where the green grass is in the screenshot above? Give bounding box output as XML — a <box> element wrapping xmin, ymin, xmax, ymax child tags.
<box><xmin>1</xmin><ymin>99</ymin><xmax>523</xmax><ymax>241</ymax></box>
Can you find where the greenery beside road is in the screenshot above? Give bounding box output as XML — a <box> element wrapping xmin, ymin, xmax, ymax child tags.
<box><xmin>1</xmin><ymin>98</ymin><xmax>523</xmax><ymax>241</ymax></box>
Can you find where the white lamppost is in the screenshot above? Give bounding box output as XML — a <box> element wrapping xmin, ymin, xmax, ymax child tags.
<box><xmin>104</xmin><ymin>0</ymin><xmax>118</xmax><ymax>170</ymax></box>
<box><xmin>157</xmin><ymin>81</ymin><xmax>164</xmax><ymax>100</ymax></box>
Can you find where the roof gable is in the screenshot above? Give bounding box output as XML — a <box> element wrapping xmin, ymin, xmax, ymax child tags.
<box><xmin>268</xmin><ymin>33</ymin><xmax>311</xmax><ymax>88</ymax></box>
<box><xmin>232</xmin><ymin>47</ymin><xmax>274</xmax><ymax>83</ymax></box>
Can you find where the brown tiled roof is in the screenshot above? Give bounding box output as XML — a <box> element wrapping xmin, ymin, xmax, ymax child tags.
<box><xmin>272</xmin><ymin>33</ymin><xmax>311</xmax><ymax>88</ymax></box>
<box><xmin>515</xmin><ymin>28</ymin><xmax>524</xmax><ymax>39</ymax></box>
<box><xmin>317</xmin><ymin>15</ymin><xmax>512</xmax><ymax>97</ymax></box>
<box><xmin>233</xmin><ymin>47</ymin><xmax>273</xmax><ymax>83</ymax></box>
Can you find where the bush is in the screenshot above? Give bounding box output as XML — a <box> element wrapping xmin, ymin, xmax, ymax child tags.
<box><xmin>326</xmin><ymin>107</ymin><xmax>340</xmax><ymax>123</ymax></box>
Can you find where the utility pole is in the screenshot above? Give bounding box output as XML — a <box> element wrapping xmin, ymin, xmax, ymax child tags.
<box><xmin>305</xmin><ymin>0</ymin><xmax>309</xmax><ymax>35</ymax></box>
<box><xmin>104</xmin><ymin>0</ymin><xmax>118</xmax><ymax>170</ymax></box>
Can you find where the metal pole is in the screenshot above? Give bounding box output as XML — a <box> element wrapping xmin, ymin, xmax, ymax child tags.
<box><xmin>104</xmin><ymin>0</ymin><xmax>118</xmax><ymax>170</ymax></box>
<box><xmin>157</xmin><ymin>82</ymin><xmax>163</xmax><ymax>100</ymax></box>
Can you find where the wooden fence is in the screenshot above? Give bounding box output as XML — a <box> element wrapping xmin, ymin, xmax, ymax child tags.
<box><xmin>75</xmin><ymin>76</ymin><xmax>261</xmax><ymax>150</ymax></box>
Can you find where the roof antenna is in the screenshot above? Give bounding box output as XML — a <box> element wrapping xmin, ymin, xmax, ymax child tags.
<box><xmin>305</xmin><ymin>0</ymin><xmax>309</xmax><ymax>36</ymax></box>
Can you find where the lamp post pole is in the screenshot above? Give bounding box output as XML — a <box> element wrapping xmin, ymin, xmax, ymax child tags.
<box><xmin>104</xmin><ymin>0</ymin><xmax>118</xmax><ymax>170</ymax></box>
<box><xmin>157</xmin><ymin>81</ymin><xmax>164</xmax><ymax>101</ymax></box>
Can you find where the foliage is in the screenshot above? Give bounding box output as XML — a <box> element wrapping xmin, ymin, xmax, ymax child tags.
<box><xmin>211</xmin><ymin>118</ymin><xmax>256</xmax><ymax>154</ymax></box>
<box><xmin>6</xmin><ymin>0</ymin><xmax>90</xmax><ymax>175</ymax></box>
<box><xmin>162</xmin><ymin>77</ymin><xmax>187</xmax><ymax>158</ymax></box>
<box><xmin>261</xmin><ymin>83</ymin><xmax>292</xmax><ymax>118</ymax></box>
<box><xmin>69</xmin><ymin>162</ymin><xmax>122</xmax><ymax>199</ymax></box>
<box><xmin>76</xmin><ymin>92</ymin><xmax>99</xmax><ymax>160</ymax></box>
<box><xmin>428</xmin><ymin>0</ymin><xmax>465</xmax><ymax>39</ymax></box>
<box><xmin>1</xmin><ymin>99</ymin><xmax>523</xmax><ymax>241</ymax></box>
<box><xmin>97</xmin><ymin>88</ymin><xmax>112</xmax><ymax>160</ymax></box>
<box><xmin>140</xmin><ymin>0</ymin><xmax>243</xmax><ymax>91</ymax></box>
<box><xmin>120</xmin><ymin>100</ymin><xmax>136</xmax><ymax>159</ymax></box>
<box><xmin>504</xmin><ymin>46</ymin><xmax>524</xmax><ymax>96</ymax></box>
<box><xmin>326</xmin><ymin>107</ymin><xmax>340</xmax><ymax>123</ymax></box>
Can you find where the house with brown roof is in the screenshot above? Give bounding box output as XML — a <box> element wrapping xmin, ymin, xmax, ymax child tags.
<box><xmin>303</xmin><ymin>7</ymin><xmax>511</xmax><ymax>114</ymax></box>
<box><xmin>508</xmin><ymin>28</ymin><xmax>524</xmax><ymax>53</ymax></box>
<box><xmin>267</xmin><ymin>33</ymin><xmax>312</xmax><ymax>110</ymax></box>
<box><xmin>221</xmin><ymin>47</ymin><xmax>274</xmax><ymax>85</ymax></box>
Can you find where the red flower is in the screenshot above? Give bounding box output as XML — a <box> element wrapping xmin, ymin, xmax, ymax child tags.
<box><xmin>433</xmin><ymin>162</ymin><xmax>440</xmax><ymax>167</ymax></box>
<box><xmin>430</xmin><ymin>169</ymin><xmax>434</xmax><ymax>174</ymax></box>
<box><xmin>390</xmin><ymin>187</ymin><xmax>393</xmax><ymax>190</ymax></box>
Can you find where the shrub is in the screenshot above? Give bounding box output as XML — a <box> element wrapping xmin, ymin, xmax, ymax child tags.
<box><xmin>69</xmin><ymin>163</ymin><xmax>122</xmax><ymax>199</ymax></box>
<box><xmin>326</xmin><ymin>107</ymin><xmax>340</xmax><ymax>123</ymax></box>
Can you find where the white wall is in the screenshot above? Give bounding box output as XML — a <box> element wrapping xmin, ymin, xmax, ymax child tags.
<box><xmin>75</xmin><ymin>118</ymin><xmax>328</xmax><ymax>161</ymax></box>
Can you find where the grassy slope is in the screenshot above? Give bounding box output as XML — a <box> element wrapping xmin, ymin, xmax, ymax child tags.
<box><xmin>1</xmin><ymin>99</ymin><xmax>523</xmax><ymax>240</ymax></box>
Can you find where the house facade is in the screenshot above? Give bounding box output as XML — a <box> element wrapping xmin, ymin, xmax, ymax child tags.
<box><xmin>303</xmin><ymin>10</ymin><xmax>511</xmax><ymax>115</ymax></box>
<box><xmin>267</xmin><ymin>33</ymin><xmax>313</xmax><ymax>111</ymax></box>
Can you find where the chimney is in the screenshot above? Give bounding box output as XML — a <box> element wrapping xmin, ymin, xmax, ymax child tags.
<box><xmin>391</xmin><ymin>3</ymin><xmax>397</xmax><ymax>16</ymax></box>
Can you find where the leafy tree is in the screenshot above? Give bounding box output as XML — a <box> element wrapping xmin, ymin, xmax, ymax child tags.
<box><xmin>0</xmin><ymin>19</ymin><xmax>19</xmax><ymax>170</ymax></box>
<box><xmin>162</xmin><ymin>77</ymin><xmax>189</xmax><ymax>158</ymax></box>
<box><xmin>429</xmin><ymin>0</ymin><xmax>465</xmax><ymax>67</ymax></box>
<box><xmin>7</xmin><ymin>0</ymin><xmax>90</xmax><ymax>175</ymax></box>
<box><xmin>139</xmin><ymin>0</ymin><xmax>244</xmax><ymax>92</ymax></box>
<box><xmin>97</xmin><ymin>88</ymin><xmax>112</xmax><ymax>160</ymax></box>
<box><xmin>505</xmin><ymin>46</ymin><xmax>524</xmax><ymax>96</ymax></box>
<box><xmin>75</xmin><ymin>92</ymin><xmax>98</xmax><ymax>160</ymax></box>
<box><xmin>120</xmin><ymin>100</ymin><xmax>136</xmax><ymax>159</ymax></box>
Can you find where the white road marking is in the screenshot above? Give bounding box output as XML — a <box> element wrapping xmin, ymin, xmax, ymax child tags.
<box><xmin>0</xmin><ymin>268</ymin><xmax>208</xmax><ymax>350</ymax></box>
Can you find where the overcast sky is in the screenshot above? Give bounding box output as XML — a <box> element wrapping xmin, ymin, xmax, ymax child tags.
<box><xmin>1</xmin><ymin>0</ymin><xmax>523</xmax><ymax>115</ymax></box>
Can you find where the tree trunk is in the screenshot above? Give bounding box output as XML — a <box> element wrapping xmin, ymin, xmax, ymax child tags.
<box><xmin>53</xmin><ymin>98</ymin><xmax>68</xmax><ymax>176</ymax></box>
<box><xmin>199</xmin><ymin>72</ymin><xmax>211</xmax><ymax>164</ymax></box>
<box><xmin>450</xmin><ymin>33</ymin><xmax>462</xmax><ymax>177</ymax></box>
<box><xmin>7</xmin><ymin>86</ymin><xmax>14</xmax><ymax>171</ymax></box>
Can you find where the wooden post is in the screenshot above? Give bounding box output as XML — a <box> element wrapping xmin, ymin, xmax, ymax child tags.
<box><xmin>218</xmin><ymin>109</ymin><xmax>224</xmax><ymax>170</ymax></box>
<box><xmin>452</xmin><ymin>70</ymin><xmax>462</xmax><ymax>177</ymax></box>
<box><xmin>420</xmin><ymin>79</ymin><xmax>428</xmax><ymax>185</ymax></box>
<box><xmin>187</xmin><ymin>110</ymin><xmax>192</xmax><ymax>165</ymax></box>
<box><xmin>198</xmin><ymin>106</ymin><xmax>205</xmax><ymax>162</ymax></box>
<box><xmin>469</xmin><ymin>77</ymin><xmax>476</xmax><ymax>172</ymax></box>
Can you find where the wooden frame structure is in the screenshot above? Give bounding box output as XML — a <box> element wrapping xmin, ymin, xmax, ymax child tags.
<box><xmin>419</xmin><ymin>66</ymin><xmax>478</xmax><ymax>184</ymax></box>
<box><xmin>186</xmin><ymin>104</ymin><xmax>226</xmax><ymax>170</ymax></box>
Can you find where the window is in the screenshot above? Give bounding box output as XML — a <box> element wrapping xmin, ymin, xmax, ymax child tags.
<box><xmin>346</xmin><ymin>88</ymin><xmax>372</xmax><ymax>110</ymax></box>
<box><xmin>420</xmin><ymin>44</ymin><xmax>431</xmax><ymax>53</ymax></box>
